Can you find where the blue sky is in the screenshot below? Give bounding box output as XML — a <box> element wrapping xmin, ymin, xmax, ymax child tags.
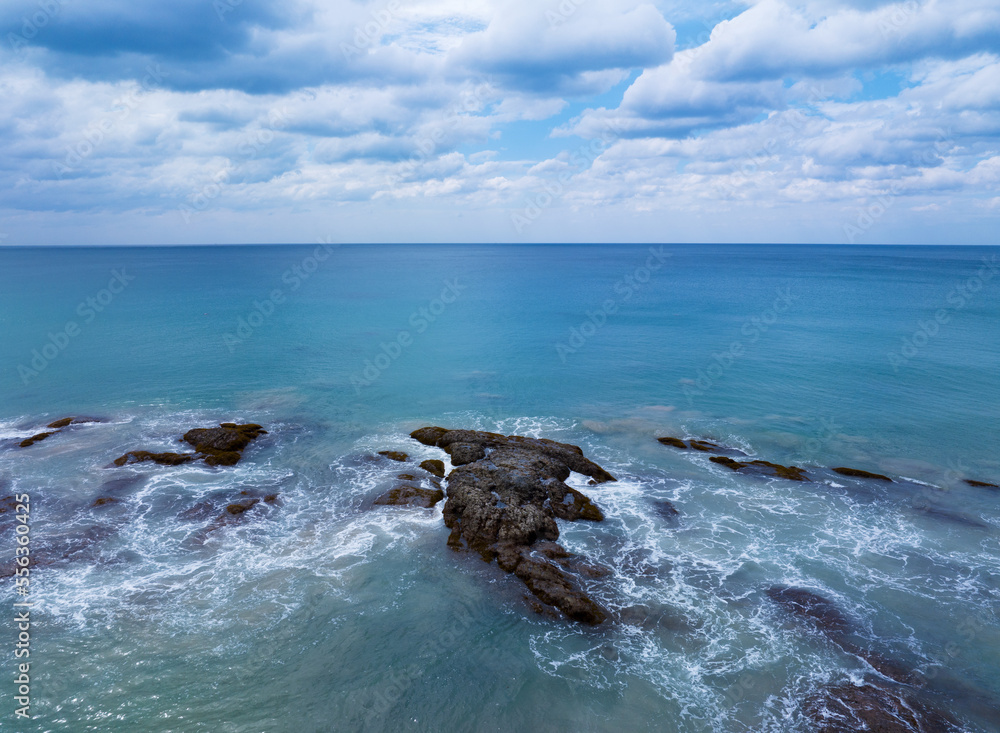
<box><xmin>1</xmin><ymin>0</ymin><xmax>999</xmax><ymax>244</ymax></box>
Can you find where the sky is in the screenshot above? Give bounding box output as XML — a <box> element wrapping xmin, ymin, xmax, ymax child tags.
<box><xmin>1</xmin><ymin>0</ymin><xmax>999</xmax><ymax>245</ymax></box>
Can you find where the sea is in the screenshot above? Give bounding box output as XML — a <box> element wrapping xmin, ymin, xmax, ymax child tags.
<box><xmin>0</xmin><ymin>243</ymin><xmax>998</xmax><ymax>732</ymax></box>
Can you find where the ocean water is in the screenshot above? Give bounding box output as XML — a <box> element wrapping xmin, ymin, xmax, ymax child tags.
<box><xmin>0</xmin><ymin>243</ymin><xmax>998</xmax><ymax>732</ymax></box>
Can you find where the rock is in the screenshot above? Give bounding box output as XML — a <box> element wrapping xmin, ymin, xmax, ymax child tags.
<box><xmin>833</xmin><ymin>466</ymin><xmax>893</xmax><ymax>482</ymax></box>
<box><xmin>20</xmin><ymin>432</ymin><xmax>55</xmax><ymax>448</ymax></box>
<box><xmin>183</xmin><ymin>423</ymin><xmax>267</xmax><ymax>465</ymax></box>
<box><xmin>914</xmin><ymin>504</ymin><xmax>990</xmax><ymax>529</ymax></box>
<box><xmin>657</xmin><ymin>436</ymin><xmax>688</xmax><ymax>449</ymax></box>
<box><xmin>420</xmin><ymin>459</ymin><xmax>446</xmax><ymax>477</ymax></box>
<box><xmin>766</xmin><ymin>585</ymin><xmax>854</xmax><ymax>636</ymax></box>
<box><xmin>805</xmin><ymin>682</ymin><xmax>956</xmax><ymax>733</ymax></box>
<box><xmin>113</xmin><ymin>451</ymin><xmax>196</xmax><ymax>467</ymax></box>
<box><xmin>396</xmin><ymin>473</ymin><xmax>418</xmax><ymax>481</ymax></box>
<box><xmin>688</xmin><ymin>439</ymin><xmax>721</xmax><ymax>452</ymax></box>
<box><xmin>409</xmin><ymin>427</ymin><xmax>617</xmax><ymax>484</ymax></box>
<box><xmin>445</xmin><ymin>443</ymin><xmax>486</xmax><ymax>465</ymax></box>
<box><xmin>226</xmin><ymin>499</ymin><xmax>259</xmax><ymax>515</ymax></box>
<box><xmin>652</xmin><ymin>500</ymin><xmax>680</xmax><ymax>523</ymax></box>
<box><xmin>374</xmin><ymin>485</ymin><xmax>445</xmax><ymax>508</ymax></box>
<box><xmin>410</xmin><ymin>425</ymin><xmax>613</xmax><ymax>624</ymax></box>
<box><xmin>92</xmin><ymin>497</ymin><xmax>118</xmax><ymax>507</ymax></box>
<box><xmin>965</xmin><ymin>479</ymin><xmax>999</xmax><ymax>488</ymax></box>
<box><xmin>377</xmin><ymin>450</ymin><xmax>408</xmax><ymax>462</ymax></box>
<box><xmin>46</xmin><ymin>416</ymin><xmax>101</xmax><ymax>428</ymax></box>
<box><xmin>710</xmin><ymin>456</ymin><xmax>808</xmax><ymax>481</ymax></box>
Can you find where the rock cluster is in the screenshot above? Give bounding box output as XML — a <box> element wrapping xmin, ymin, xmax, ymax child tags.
<box><xmin>112</xmin><ymin>423</ymin><xmax>267</xmax><ymax>467</ymax></box>
<box><xmin>404</xmin><ymin>426</ymin><xmax>617</xmax><ymax>624</ymax></box>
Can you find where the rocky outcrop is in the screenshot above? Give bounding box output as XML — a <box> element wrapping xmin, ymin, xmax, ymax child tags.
<box><xmin>181</xmin><ymin>423</ymin><xmax>268</xmax><ymax>466</ymax></box>
<box><xmin>112</xmin><ymin>423</ymin><xmax>267</xmax><ymax>468</ymax></box>
<box><xmin>833</xmin><ymin>466</ymin><xmax>893</xmax><ymax>482</ymax></box>
<box><xmin>377</xmin><ymin>450</ymin><xmax>409</xmax><ymax>462</ymax></box>
<box><xmin>407</xmin><ymin>426</ymin><xmax>615</xmax><ymax>625</ymax></box>
<box><xmin>710</xmin><ymin>456</ymin><xmax>809</xmax><ymax>481</ymax></box>
<box><xmin>657</xmin><ymin>436</ymin><xmax>747</xmax><ymax>456</ymax></box>
<box><xmin>965</xmin><ymin>479</ymin><xmax>999</xmax><ymax>489</ymax></box>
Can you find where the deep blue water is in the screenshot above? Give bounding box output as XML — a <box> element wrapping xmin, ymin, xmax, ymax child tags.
<box><xmin>0</xmin><ymin>244</ymin><xmax>998</xmax><ymax>731</ymax></box>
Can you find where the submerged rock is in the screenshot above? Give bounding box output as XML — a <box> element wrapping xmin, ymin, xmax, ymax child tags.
<box><xmin>377</xmin><ymin>450</ymin><xmax>409</xmax><ymax>462</ymax></box>
<box><xmin>657</xmin><ymin>436</ymin><xmax>747</xmax><ymax>456</ymax></box>
<box><xmin>46</xmin><ymin>416</ymin><xmax>101</xmax><ymax>429</ymax></box>
<box><xmin>833</xmin><ymin>466</ymin><xmax>893</xmax><ymax>482</ymax></box>
<box><xmin>710</xmin><ymin>456</ymin><xmax>809</xmax><ymax>481</ymax></box>
<box><xmin>652</xmin><ymin>500</ymin><xmax>681</xmax><ymax>523</ymax></box>
<box><xmin>805</xmin><ymin>682</ymin><xmax>956</xmax><ymax>733</ymax></box>
<box><xmin>113</xmin><ymin>451</ymin><xmax>196</xmax><ymax>467</ymax></box>
<box><xmin>767</xmin><ymin>585</ymin><xmax>854</xmax><ymax>636</ymax></box>
<box><xmin>965</xmin><ymin>479</ymin><xmax>999</xmax><ymax>489</ymax></box>
<box><xmin>20</xmin><ymin>432</ymin><xmax>55</xmax><ymax>448</ymax></box>
<box><xmin>409</xmin><ymin>426</ymin><xmax>614</xmax><ymax>624</ymax></box>
<box><xmin>373</xmin><ymin>485</ymin><xmax>445</xmax><ymax>508</ymax></box>
<box><xmin>657</xmin><ymin>436</ymin><xmax>688</xmax><ymax>449</ymax></box>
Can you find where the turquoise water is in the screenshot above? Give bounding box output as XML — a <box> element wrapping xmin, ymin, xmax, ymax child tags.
<box><xmin>1</xmin><ymin>244</ymin><xmax>998</xmax><ymax>731</ymax></box>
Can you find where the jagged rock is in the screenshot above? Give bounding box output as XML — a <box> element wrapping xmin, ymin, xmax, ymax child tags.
<box><xmin>711</xmin><ymin>456</ymin><xmax>808</xmax><ymax>481</ymax></box>
<box><xmin>965</xmin><ymin>479</ymin><xmax>998</xmax><ymax>488</ymax></box>
<box><xmin>20</xmin><ymin>432</ymin><xmax>55</xmax><ymax>448</ymax></box>
<box><xmin>377</xmin><ymin>450</ymin><xmax>408</xmax><ymax>462</ymax></box>
<box><xmin>374</xmin><ymin>485</ymin><xmax>445</xmax><ymax>508</ymax></box>
<box><xmin>833</xmin><ymin>466</ymin><xmax>893</xmax><ymax>482</ymax></box>
<box><xmin>657</xmin><ymin>436</ymin><xmax>688</xmax><ymax>449</ymax></box>
<box><xmin>113</xmin><ymin>451</ymin><xmax>196</xmax><ymax>467</ymax></box>
<box><xmin>409</xmin><ymin>426</ymin><xmax>613</xmax><ymax>624</ymax></box>
<box><xmin>420</xmin><ymin>459</ymin><xmax>446</xmax><ymax>477</ymax></box>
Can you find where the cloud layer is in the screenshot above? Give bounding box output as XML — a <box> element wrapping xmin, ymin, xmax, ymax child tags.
<box><xmin>1</xmin><ymin>0</ymin><xmax>998</xmax><ymax>244</ymax></box>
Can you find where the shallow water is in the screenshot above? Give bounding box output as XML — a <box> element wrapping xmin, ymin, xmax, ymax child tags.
<box><xmin>1</xmin><ymin>244</ymin><xmax>998</xmax><ymax>731</ymax></box>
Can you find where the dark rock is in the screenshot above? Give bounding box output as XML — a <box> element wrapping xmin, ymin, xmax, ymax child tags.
<box><xmin>183</xmin><ymin>423</ymin><xmax>267</xmax><ymax>465</ymax></box>
<box><xmin>396</xmin><ymin>473</ymin><xmax>418</xmax><ymax>481</ymax></box>
<box><xmin>47</xmin><ymin>417</ymin><xmax>75</xmax><ymax>429</ymax></box>
<box><xmin>374</xmin><ymin>485</ymin><xmax>445</xmax><ymax>508</ymax></box>
<box><xmin>965</xmin><ymin>479</ymin><xmax>999</xmax><ymax>488</ymax></box>
<box><xmin>410</xmin><ymin>425</ymin><xmax>612</xmax><ymax>624</ymax></box>
<box><xmin>20</xmin><ymin>432</ymin><xmax>55</xmax><ymax>448</ymax></box>
<box><xmin>445</xmin><ymin>443</ymin><xmax>486</xmax><ymax>465</ymax></box>
<box><xmin>657</xmin><ymin>436</ymin><xmax>688</xmax><ymax>449</ymax></box>
<box><xmin>92</xmin><ymin>497</ymin><xmax>118</xmax><ymax>507</ymax></box>
<box><xmin>652</xmin><ymin>500</ymin><xmax>681</xmax><ymax>523</ymax></box>
<box><xmin>766</xmin><ymin>585</ymin><xmax>854</xmax><ymax>636</ymax></box>
<box><xmin>805</xmin><ymin>682</ymin><xmax>956</xmax><ymax>733</ymax></box>
<box><xmin>263</xmin><ymin>493</ymin><xmax>280</xmax><ymax>504</ymax></box>
<box><xmin>113</xmin><ymin>451</ymin><xmax>196</xmax><ymax>467</ymax></box>
<box><xmin>226</xmin><ymin>499</ymin><xmax>260</xmax><ymax>515</ymax></box>
<box><xmin>409</xmin><ymin>427</ymin><xmax>617</xmax><ymax>484</ymax></box>
<box><xmin>420</xmin><ymin>459</ymin><xmax>446</xmax><ymax>477</ymax></box>
<box><xmin>833</xmin><ymin>466</ymin><xmax>893</xmax><ymax>482</ymax></box>
<box><xmin>377</xmin><ymin>450</ymin><xmax>408</xmax><ymax>462</ymax></box>
<box><xmin>688</xmin><ymin>439</ymin><xmax>721</xmax><ymax>452</ymax></box>
<box><xmin>710</xmin><ymin>456</ymin><xmax>808</xmax><ymax>481</ymax></box>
